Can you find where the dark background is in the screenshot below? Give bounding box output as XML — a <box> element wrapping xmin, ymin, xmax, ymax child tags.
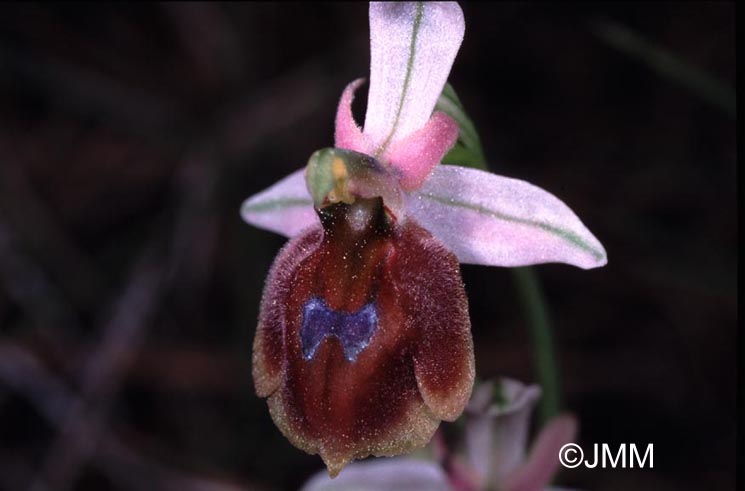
<box><xmin>0</xmin><ymin>2</ymin><xmax>736</xmax><ymax>491</ymax></box>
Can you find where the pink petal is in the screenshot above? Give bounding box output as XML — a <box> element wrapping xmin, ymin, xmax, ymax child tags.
<box><xmin>385</xmin><ymin>111</ymin><xmax>459</xmax><ymax>190</ymax></box>
<box><xmin>502</xmin><ymin>414</ymin><xmax>578</xmax><ymax>491</ymax></box>
<box><xmin>463</xmin><ymin>382</ymin><xmax>497</xmax><ymax>487</ymax></box>
<box><xmin>240</xmin><ymin>168</ymin><xmax>316</xmax><ymax>237</ymax></box>
<box><xmin>300</xmin><ymin>458</ymin><xmax>451</xmax><ymax>491</ymax></box>
<box><xmin>464</xmin><ymin>379</ymin><xmax>542</xmax><ymax>488</ymax></box>
<box><xmin>489</xmin><ymin>380</ymin><xmax>543</xmax><ymax>484</ymax></box>
<box><xmin>464</xmin><ymin>395</ymin><xmax>494</xmax><ymax>488</ymax></box>
<box><xmin>406</xmin><ymin>166</ymin><xmax>608</xmax><ymax>269</ymax></box>
<box><xmin>364</xmin><ymin>2</ymin><xmax>464</xmax><ymax>151</ymax></box>
<box><xmin>334</xmin><ymin>79</ymin><xmax>373</xmax><ymax>154</ymax></box>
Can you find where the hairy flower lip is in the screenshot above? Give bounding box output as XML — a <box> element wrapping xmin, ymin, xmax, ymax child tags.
<box><xmin>254</xmin><ymin>205</ymin><xmax>474</xmax><ymax>477</ymax></box>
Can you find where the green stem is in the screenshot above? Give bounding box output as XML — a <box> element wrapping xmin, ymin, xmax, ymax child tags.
<box><xmin>511</xmin><ymin>267</ymin><xmax>561</xmax><ymax>422</ymax></box>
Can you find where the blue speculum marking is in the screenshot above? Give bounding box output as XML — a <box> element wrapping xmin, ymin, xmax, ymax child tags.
<box><xmin>301</xmin><ymin>297</ymin><xmax>378</xmax><ymax>362</ymax></box>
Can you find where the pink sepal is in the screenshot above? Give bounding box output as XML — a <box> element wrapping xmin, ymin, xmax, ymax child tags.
<box><xmin>386</xmin><ymin>111</ymin><xmax>459</xmax><ymax>190</ymax></box>
<box><xmin>334</xmin><ymin>78</ymin><xmax>373</xmax><ymax>154</ymax></box>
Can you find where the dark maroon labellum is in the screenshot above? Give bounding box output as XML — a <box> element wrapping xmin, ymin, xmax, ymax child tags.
<box><xmin>252</xmin><ymin>196</ymin><xmax>474</xmax><ymax>476</ymax></box>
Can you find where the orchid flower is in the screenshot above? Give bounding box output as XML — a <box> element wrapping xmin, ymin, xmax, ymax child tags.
<box><xmin>241</xmin><ymin>1</ymin><xmax>606</xmax><ymax>477</ymax></box>
<box><xmin>462</xmin><ymin>379</ymin><xmax>579</xmax><ymax>491</ymax></box>
<box><xmin>299</xmin><ymin>378</ymin><xmax>580</xmax><ymax>491</ymax></box>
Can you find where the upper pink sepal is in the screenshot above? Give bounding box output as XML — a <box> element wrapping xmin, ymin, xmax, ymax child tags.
<box><xmin>386</xmin><ymin>111</ymin><xmax>459</xmax><ymax>190</ymax></box>
<box><xmin>365</xmin><ymin>2</ymin><xmax>464</xmax><ymax>149</ymax></box>
<box><xmin>334</xmin><ymin>79</ymin><xmax>373</xmax><ymax>154</ymax></box>
<box><xmin>406</xmin><ymin>165</ymin><xmax>608</xmax><ymax>269</ymax></box>
<box><xmin>240</xmin><ymin>168</ymin><xmax>316</xmax><ymax>238</ymax></box>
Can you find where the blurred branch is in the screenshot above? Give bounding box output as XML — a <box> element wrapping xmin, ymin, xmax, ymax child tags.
<box><xmin>128</xmin><ymin>345</ymin><xmax>245</xmax><ymax>393</ymax></box>
<box><xmin>98</xmin><ymin>440</ymin><xmax>261</xmax><ymax>491</ymax></box>
<box><xmin>590</xmin><ymin>19</ymin><xmax>736</xmax><ymax>118</ymax></box>
<box><xmin>211</xmin><ymin>59</ymin><xmax>330</xmax><ymax>164</ymax></box>
<box><xmin>28</xmin><ymin>237</ymin><xmax>166</xmax><ymax>491</ymax></box>
<box><xmin>161</xmin><ymin>2</ymin><xmax>245</xmax><ymax>87</ymax></box>
<box><xmin>0</xmin><ymin>221</ymin><xmax>81</xmax><ymax>332</ymax></box>
<box><xmin>164</xmin><ymin>149</ymin><xmax>219</xmax><ymax>316</ymax></box>
<box><xmin>0</xmin><ymin>344</ymin><xmax>261</xmax><ymax>491</ymax></box>
<box><xmin>0</xmin><ymin>46</ymin><xmax>183</xmax><ymax>138</ymax></box>
<box><xmin>0</xmin><ymin>449</ymin><xmax>36</xmax><ymax>491</ymax></box>
<box><xmin>0</xmin><ymin>162</ymin><xmax>107</xmax><ymax>313</ymax></box>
